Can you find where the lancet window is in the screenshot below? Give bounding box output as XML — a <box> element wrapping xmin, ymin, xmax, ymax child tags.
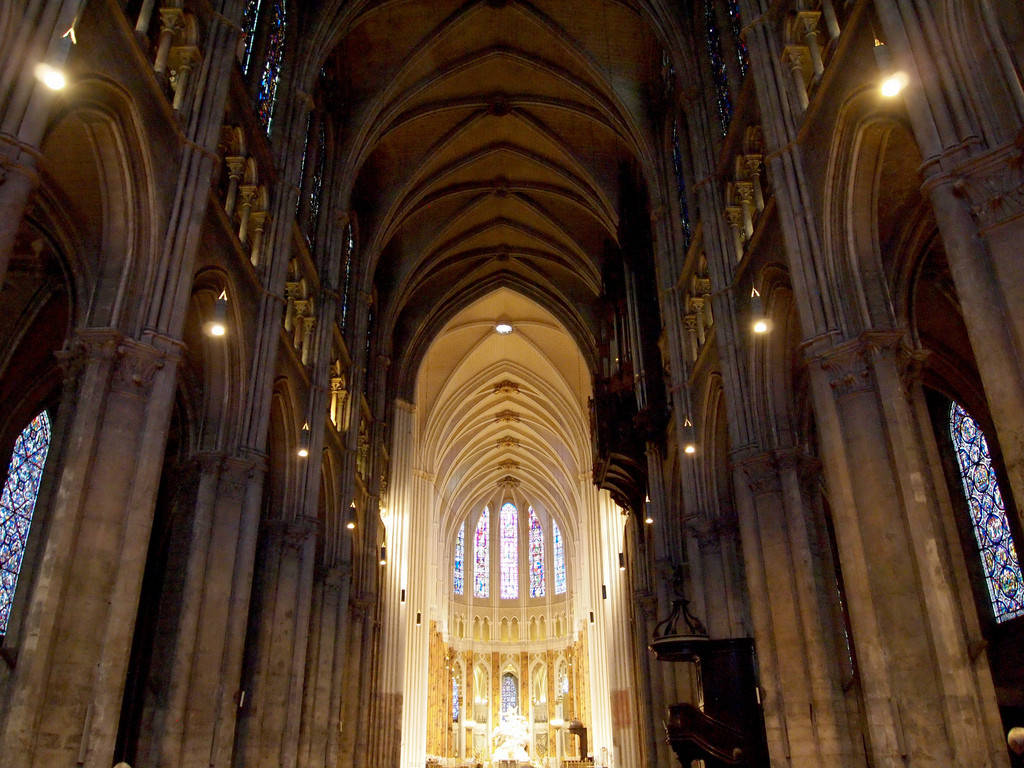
<box><xmin>245</xmin><ymin>0</ymin><xmax>286</xmax><ymax>134</ymax></box>
<box><xmin>501</xmin><ymin>502</ymin><xmax>519</xmax><ymax>599</ymax></box>
<box><xmin>553</xmin><ymin>519</ymin><xmax>566</xmax><ymax>595</ymax></box>
<box><xmin>949</xmin><ymin>402</ymin><xmax>1024</xmax><ymax>622</ymax></box>
<box><xmin>474</xmin><ymin>509</ymin><xmax>489</xmax><ymax>598</ymax></box>
<box><xmin>501</xmin><ymin>672</ymin><xmax>519</xmax><ymax>717</ymax></box>
<box><xmin>529</xmin><ymin>507</ymin><xmax>544</xmax><ymax>598</ymax></box>
<box><xmin>703</xmin><ymin>0</ymin><xmax>732</xmax><ymax>136</ymax></box>
<box><xmin>453</xmin><ymin>522</ymin><xmax>465</xmax><ymax>595</ymax></box>
<box><xmin>671</xmin><ymin>121</ymin><xmax>693</xmax><ymax>250</ymax></box>
<box><xmin>0</xmin><ymin>411</ymin><xmax>51</xmax><ymax>634</ymax></box>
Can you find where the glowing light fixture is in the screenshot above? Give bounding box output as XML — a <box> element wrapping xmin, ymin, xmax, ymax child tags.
<box><xmin>205</xmin><ymin>290</ymin><xmax>228</xmax><ymax>337</ymax></box>
<box><xmin>495</xmin><ymin>322</ymin><xmax>513</xmax><ymax>335</ymax></box>
<box><xmin>297</xmin><ymin>422</ymin><xmax>310</xmax><ymax>458</ymax></box>
<box><xmin>683</xmin><ymin>416</ymin><xmax>697</xmax><ymax>455</ymax></box>
<box><xmin>35</xmin><ymin>63</ymin><xmax>67</xmax><ymax>91</ymax></box>
<box><xmin>750</xmin><ymin>287</ymin><xmax>770</xmax><ymax>334</ymax></box>
<box><xmin>618</xmin><ymin>552</ymin><xmax>626</xmax><ymax>571</ymax></box>
<box><xmin>346</xmin><ymin>501</ymin><xmax>357</xmax><ymax>530</ymax></box>
<box><xmin>645</xmin><ymin>514</ymin><xmax>654</xmax><ymax>525</ymax></box>
<box><xmin>880</xmin><ymin>72</ymin><xmax>908</xmax><ymax>98</ymax></box>
<box><xmin>379</xmin><ymin>545</ymin><xmax>387</xmax><ymax>566</ymax></box>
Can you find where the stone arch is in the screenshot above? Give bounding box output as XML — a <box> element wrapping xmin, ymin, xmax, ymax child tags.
<box><xmin>37</xmin><ymin>78</ymin><xmax>158</xmax><ymax>331</ymax></box>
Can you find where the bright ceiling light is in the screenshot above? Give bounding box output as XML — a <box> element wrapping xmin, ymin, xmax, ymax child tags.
<box><xmin>880</xmin><ymin>72</ymin><xmax>908</xmax><ymax>98</ymax></box>
<box><xmin>644</xmin><ymin>515</ymin><xmax>654</xmax><ymax>525</ymax></box>
<box><xmin>35</xmin><ymin>63</ymin><xmax>67</xmax><ymax>91</ymax></box>
<box><xmin>753</xmin><ymin>319</ymin><xmax>769</xmax><ymax>334</ymax></box>
<box><xmin>495</xmin><ymin>322</ymin><xmax>513</xmax><ymax>335</ymax></box>
<box><xmin>684</xmin><ymin>443</ymin><xmax>697</xmax><ymax>455</ymax></box>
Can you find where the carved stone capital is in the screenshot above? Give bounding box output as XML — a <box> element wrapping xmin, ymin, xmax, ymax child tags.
<box><xmin>950</xmin><ymin>139</ymin><xmax>1024</xmax><ymax>230</ymax></box>
<box><xmin>737</xmin><ymin>453</ymin><xmax>782</xmax><ymax>496</ymax></box>
<box><xmin>267</xmin><ymin>515</ymin><xmax>320</xmax><ymax>552</ymax></box>
<box><xmin>111</xmin><ymin>337</ymin><xmax>169</xmax><ymax>396</ymax></box>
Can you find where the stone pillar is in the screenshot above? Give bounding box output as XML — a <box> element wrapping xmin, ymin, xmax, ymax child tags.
<box><xmin>733</xmin><ymin>450</ymin><xmax>858</xmax><ymax>767</ymax></box>
<box><xmin>0</xmin><ymin>330</ymin><xmax>180</xmax><ymax>768</ymax></box>
<box><xmin>140</xmin><ymin>454</ymin><xmax>264</xmax><ymax>768</ymax></box>
<box><xmin>234</xmin><ymin>515</ymin><xmax>319</xmax><ymax>768</ymax></box>
<box><xmin>296</xmin><ymin>567</ymin><xmax>350</xmax><ymax>768</ymax></box>
<box><xmin>806</xmin><ymin>331</ymin><xmax>1007</xmax><ymax>768</ymax></box>
<box><xmin>337</xmin><ymin>596</ymin><xmax>370</xmax><ymax>766</ymax></box>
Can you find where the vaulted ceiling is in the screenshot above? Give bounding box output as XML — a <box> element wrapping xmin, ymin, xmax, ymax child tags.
<box><xmin>318</xmin><ymin>0</ymin><xmax>667</xmax><ymax>395</ymax></box>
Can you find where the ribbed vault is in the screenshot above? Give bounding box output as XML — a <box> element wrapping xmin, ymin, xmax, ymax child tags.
<box><xmin>317</xmin><ymin>0</ymin><xmax>665</xmax><ymax>395</ymax></box>
<box><xmin>417</xmin><ymin>287</ymin><xmax>590</xmax><ymax>555</ymax></box>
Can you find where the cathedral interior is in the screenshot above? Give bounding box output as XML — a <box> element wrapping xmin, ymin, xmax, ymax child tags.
<box><xmin>2</xmin><ymin>1</ymin><xmax>1024</xmax><ymax>767</ymax></box>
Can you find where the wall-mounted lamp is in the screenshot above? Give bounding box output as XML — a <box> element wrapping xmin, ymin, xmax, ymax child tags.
<box><xmin>683</xmin><ymin>416</ymin><xmax>697</xmax><ymax>456</ymax></box>
<box><xmin>379</xmin><ymin>544</ymin><xmax>387</xmax><ymax>566</ymax></box>
<box><xmin>205</xmin><ymin>290</ymin><xmax>228</xmax><ymax>337</ymax></box>
<box><xmin>874</xmin><ymin>39</ymin><xmax>908</xmax><ymax>98</ymax></box>
<box><xmin>416</xmin><ymin>612</ymin><xmax>422</xmax><ymax>625</ymax></box>
<box><xmin>345</xmin><ymin>501</ymin><xmax>357</xmax><ymax>530</ymax></box>
<box><xmin>601</xmin><ymin>584</ymin><xmax>607</xmax><ymax>600</ymax></box>
<box><xmin>297</xmin><ymin>422</ymin><xmax>310</xmax><ymax>458</ymax></box>
<box><xmin>750</xmin><ymin>287</ymin><xmax>769</xmax><ymax>334</ymax></box>
<box><xmin>618</xmin><ymin>552</ymin><xmax>626</xmax><ymax>571</ymax></box>
<box><xmin>589</xmin><ymin>611</ymin><xmax>595</xmax><ymax>623</ymax></box>
<box><xmin>401</xmin><ymin>588</ymin><xmax>406</xmax><ymax>603</ymax></box>
<box><xmin>35</xmin><ymin>62</ymin><xmax>67</xmax><ymax>91</ymax></box>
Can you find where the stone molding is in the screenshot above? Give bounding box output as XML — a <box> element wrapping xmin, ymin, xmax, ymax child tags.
<box><xmin>949</xmin><ymin>136</ymin><xmax>1024</xmax><ymax>231</ymax></box>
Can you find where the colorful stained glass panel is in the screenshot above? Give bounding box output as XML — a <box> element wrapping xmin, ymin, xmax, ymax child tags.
<box><xmin>474</xmin><ymin>509</ymin><xmax>489</xmax><ymax>598</ymax></box>
<box><xmin>255</xmin><ymin>0</ymin><xmax>285</xmax><ymax>134</ymax></box>
<box><xmin>0</xmin><ymin>411</ymin><xmax>51</xmax><ymax>634</ymax></box>
<box><xmin>500</xmin><ymin>502</ymin><xmax>518</xmax><ymax>599</ymax></box>
<box><xmin>671</xmin><ymin>121</ymin><xmax>692</xmax><ymax>250</ymax></box>
<box><xmin>529</xmin><ymin>506</ymin><xmax>544</xmax><ymax>598</ymax></box>
<box><xmin>950</xmin><ymin>402</ymin><xmax>1024</xmax><ymax>622</ymax></box>
<box><xmin>553</xmin><ymin>519</ymin><xmax>566</xmax><ymax>595</ymax></box>
<box><xmin>452</xmin><ymin>672</ymin><xmax>461</xmax><ymax>722</ymax></box>
<box><xmin>704</xmin><ymin>0</ymin><xmax>732</xmax><ymax>136</ymax></box>
<box><xmin>501</xmin><ymin>672</ymin><xmax>518</xmax><ymax>717</ymax></box>
<box><xmin>240</xmin><ymin>0</ymin><xmax>263</xmax><ymax>74</ymax></box>
<box><xmin>454</xmin><ymin>522</ymin><xmax>465</xmax><ymax>595</ymax></box>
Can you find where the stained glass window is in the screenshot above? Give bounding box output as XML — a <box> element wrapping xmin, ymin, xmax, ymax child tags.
<box><xmin>500</xmin><ymin>502</ymin><xmax>518</xmax><ymax>599</ymax></box>
<box><xmin>341</xmin><ymin>224</ymin><xmax>354</xmax><ymax>333</ymax></box>
<box><xmin>727</xmin><ymin>0</ymin><xmax>749</xmax><ymax>78</ymax></box>
<box><xmin>1</xmin><ymin>411</ymin><xmax>51</xmax><ymax>634</ymax></box>
<box><xmin>308</xmin><ymin>119</ymin><xmax>327</xmax><ymax>246</ymax></box>
<box><xmin>529</xmin><ymin>507</ymin><xmax>544</xmax><ymax>598</ymax></box>
<box><xmin>454</xmin><ymin>522</ymin><xmax>465</xmax><ymax>595</ymax></box>
<box><xmin>240</xmin><ymin>0</ymin><xmax>263</xmax><ymax>74</ymax></box>
<box><xmin>703</xmin><ymin>0</ymin><xmax>732</xmax><ymax>136</ymax></box>
<box><xmin>501</xmin><ymin>672</ymin><xmax>519</xmax><ymax>717</ymax></box>
<box><xmin>452</xmin><ymin>671</ymin><xmax>461</xmax><ymax>722</ymax></box>
<box><xmin>553</xmin><ymin>519</ymin><xmax>566</xmax><ymax>595</ymax></box>
<box><xmin>255</xmin><ymin>0</ymin><xmax>286</xmax><ymax>134</ymax></box>
<box><xmin>950</xmin><ymin>402</ymin><xmax>1024</xmax><ymax>622</ymax></box>
<box><xmin>671</xmin><ymin>121</ymin><xmax>692</xmax><ymax>250</ymax></box>
<box><xmin>474</xmin><ymin>508</ymin><xmax>489</xmax><ymax>598</ymax></box>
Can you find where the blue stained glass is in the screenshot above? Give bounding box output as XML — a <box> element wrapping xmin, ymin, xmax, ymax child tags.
<box><xmin>454</xmin><ymin>522</ymin><xmax>465</xmax><ymax>595</ymax></box>
<box><xmin>296</xmin><ymin>112</ymin><xmax>312</xmax><ymax>217</ymax></box>
<box><xmin>671</xmin><ymin>122</ymin><xmax>692</xmax><ymax>250</ymax></box>
<box><xmin>452</xmin><ymin>671</ymin><xmax>461</xmax><ymax>721</ymax></box>
<box><xmin>501</xmin><ymin>672</ymin><xmax>518</xmax><ymax>717</ymax></box>
<box><xmin>500</xmin><ymin>502</ymin><xmax>518</xmax><ymax>599</ymax></box>
<box><xmin>474</xmin><ymin>509</ymin><xmax>489</xmax><ymax>598</ymax></box>
<box><xmin>240</xmin><ymin>0</ymin><xmax>263</xmax><ymax>75</ymax></box>
<box><xmin>255</xmin><ymin>0</ymin><xmax>285</xmax><ymax>134</ymax></box>
<box><xmin>553</xmin><ymin>519</ymin><xmax>566</xmax><ymax>595</ymax></box>
<box><xmin>529</xmin><ymin>507</ymin><xmax>544</xmax><ymax>598</ymax></box>
<box><xmin>950</xmin><ymin>402</ymin><xmax>1024</xmax><ymax>622</ymax></box>
<box><xmin>0</xmin><ymin>411</ymin><xmax>51</xmax><ymax>634</ymax></box>
<box><xmin>727</xmin><ymin>0</ymin><xmax>749</xmax><ymax>78</ymax></box>
<box><xmin>704</xmin><ymin>0</ymin><xmax>733</xmax><ymax>136</ymax></box>
<box><xmin>341</xmin><ymin>224</ymin><xmax>354</xmax><ymax>333</ymax></box>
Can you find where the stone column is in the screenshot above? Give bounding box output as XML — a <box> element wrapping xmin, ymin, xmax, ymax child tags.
<box><xmin>337</xmin><ymin>595</ymin><xmax>370</xmax><ymax>766</ymax></box>
<box><xmin>0</xmin><ymin>330</ymin><xmax>180</xmax><ymax>768</ymax></box>
<box><xmin>806</xmin><ymin>331</ymin><xmax>1007</xmax><ymax>767</ymax></box>
<box><xmin>296</xmin><ymin>566</ymin><xmax>350</xmax><ymax>768</ymax></box>
<box><xmin>234</xmin><ymin>515</ymin><xmax>319</xmax><ymax>768</ymax></box>
<box><xmin>733</xmin><ymin>450</ymin><xmax>858</xmax><ymax>767</ymax></box>
<box><xmin>140</xmin><ymin>454</ymin><xmax>265</xmax><ymax>768</ymax></box>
